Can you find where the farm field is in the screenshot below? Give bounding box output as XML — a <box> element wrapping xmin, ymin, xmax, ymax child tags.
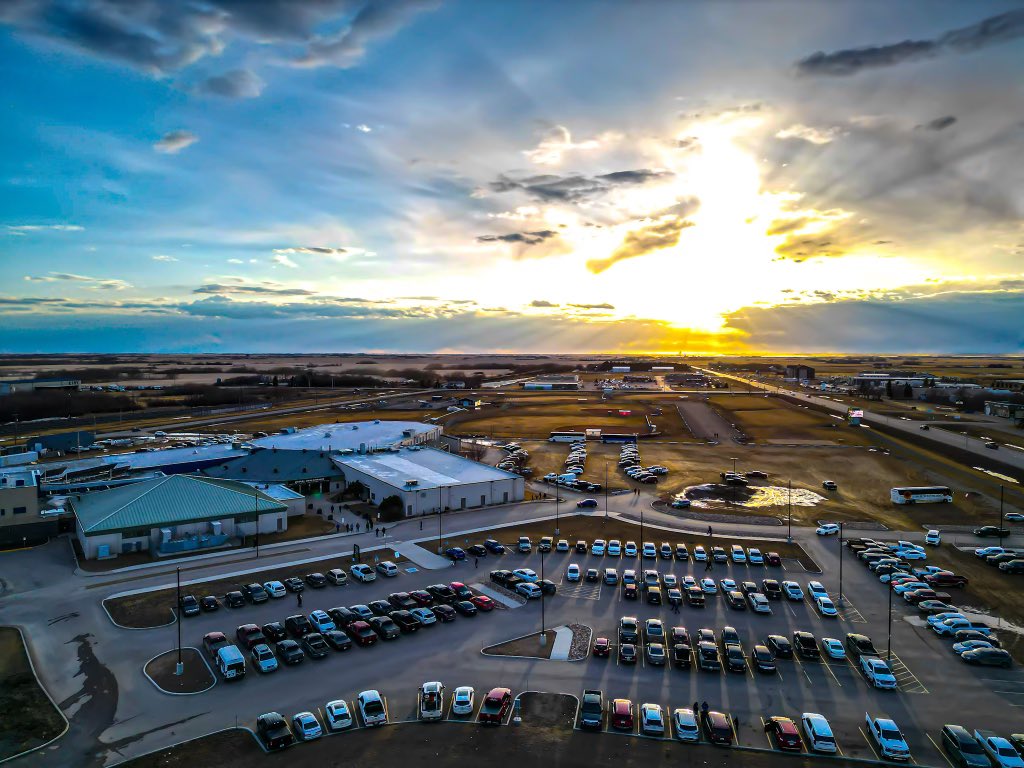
<box><xmin>706</xmin><ymin>394</ymin><xmax>872</xmax><ymax>445</ymax></box>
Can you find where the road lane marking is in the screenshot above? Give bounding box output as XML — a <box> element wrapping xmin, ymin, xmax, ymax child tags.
<box><xmin>928</xmin><ymin>734</ymin><xmax>955</xmax><ymax>768</ymax></box>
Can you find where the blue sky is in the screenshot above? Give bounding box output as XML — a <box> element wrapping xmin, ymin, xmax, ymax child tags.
<box><xmin>1</xmin><ymin>1</ymin><xmax>1023</xmax><ymax>353</ymax></box>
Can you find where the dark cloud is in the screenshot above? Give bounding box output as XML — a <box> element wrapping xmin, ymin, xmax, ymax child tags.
<box><xmin>153</xmin><ymin>130</ymin><xmax>198</xmax><ymax>154</ymax></box>
<box><xmin>765</xmin><ymin>218</ymin><xmax>809</xmax><ymax>236</ymax></box>
<box><xmin>530</xmin><ymin>300</ymin><xmax>558</xmax><ymax>308</ymax></box>
<box><xmin>587</xmin><ymin>215</ymin><xmax>695</xmax><ymax>274</ymax></box>
<box><xmin>568</xmin><ymin>303</ymin><xmax>615</xmax><ymax>310</ymax></box>
<box><xmin>796</xmin><ymin>10</ymin><xmax>1024</xmax><ymax>76</ymax></box>
<box><xmin>0</xmin><ymin>1</ymin><xmax>436</xmax><ymax>80</ymax></box>
<box><xmin>924</xmin><ymin>115</ymin><xmax>957</xmax><ymax>131</ymax></box>
<box><xmin>476</xmin><ymin>229</ymin><xmax>557</xmax><ymax>246</ymax></box>
<box><xmin>178</xmin><ymin>295</ymin><xmax>457</xmax><ymax>321</ymax></box>
<box><xmin>192</xmin><ymin>283</ymin><xmax>316</xmax><ymax>297</ymax></box>
<box><xmin>198</xmin><ymin>68</ymin><xmax>265</xmax><ymax>99</ymax></box>
<box><xmin>489</xmin><ymin>169</ymin><xmax>670</xmax><ymax>202</ymax></box>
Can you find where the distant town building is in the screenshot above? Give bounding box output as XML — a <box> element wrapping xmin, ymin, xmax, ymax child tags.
<box><xmin>0</xmin><ymin>377</ymin><xmax>82</xmax><ymax>396</ymax></box>
<box><xmin>984</xmin><ymin>401</ymin><xmax>1024</xmax><ymax>420</ymax></box>
<box><xmin>523</xmin><ymin>374</ymin><xmax>580</xmax><ymax>391</ymax></box>
<box><xmin>784</xmin><ymin>365</ymin><xmax>815</xmax><ymax>381</ymax></box>
<box><xmin>992</xmin><ymin>380</ymin><xmax>1024</xmax><ymax>393</ymax></box>
<box><xmin>610</xmin><ymin>366</ymin><xmax>631</xmax><ymax>373</ymax></box>
<box><xmin>0</xmin><ymin>469</ymin><xmax>47</xmax><ymax>548</ymax></box>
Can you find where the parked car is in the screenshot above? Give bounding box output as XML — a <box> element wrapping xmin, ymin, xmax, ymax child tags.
<box><xmin>324</xmin><ymin>700</ymin><xmax>353</xmax><ymax>731</ymax></box>
<box><xmin>802</xmin><ymin>713</ymin><xmax>838</xmax><ymax>753</ymax></box>
<box><xmin>256</xmin><ymin>712</ymin><xmax>294</xmax><ymax>750</ymax></box>
<box><xmin>701</xmin><ymin>710</ymin><xmax>734</xmax><ymax>745</ymax></box>
<box><xmin>357</xmin><ymin>690</ymin><xmax>388</xmax><ymax>726</ymax></box>
<box><xmin>865</xmin><ymin>713</ymin><xmax>911</xmax><ymax>761</ymax></box>
<box><xmin>766</xmin><ymin>716</ymin><xmax>803</xmax><ymax>751</ymax></box>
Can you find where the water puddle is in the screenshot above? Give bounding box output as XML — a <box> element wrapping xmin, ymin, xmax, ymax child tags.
<box><xmin>674</xmin><ymin>483</ymin><xmax>827</xmax><ymax>510</ymax></box>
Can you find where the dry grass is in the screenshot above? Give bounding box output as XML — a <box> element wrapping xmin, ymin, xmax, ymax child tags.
<box><xmin>0</xmin><ymin>628</ymin><xmax>66</xmax><ymax>761</ymax></box>
<box><xmin>144</xmin><ymin>648</ymin><xmax>214</xmax><ymax>693</ymax></box>
<box><xmin>483</xmin><ymin>631</ymin><xmax>556</xmax><ymax>658</ymax></box>
<box><xmin>707</xmin><ymin>394</ymin><xmax>872</xmax><ymax>445</ymax></box>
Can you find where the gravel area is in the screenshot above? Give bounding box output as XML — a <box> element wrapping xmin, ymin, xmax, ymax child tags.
<box><xmin>566</xmin><ymin>623</ymin><xmax>591</xmax><ymax>661</ymax></box>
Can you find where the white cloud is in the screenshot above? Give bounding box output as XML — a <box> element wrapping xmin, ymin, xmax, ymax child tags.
<box><xmin>272</xmin><ymin>253</ymin><xmax>299</xmax><ymax>268</ymax></box>
<box><xmin>775</xmin><ymin>124</ymin><xmax>844</xmax><ymax>145</ymax></box>
<box><xmin>227</xmin><ymin>258</ymin><xmax>244</xmax><ymax>264</ymax></box>
<box><xmin>152</xmin><ymin>254</ymin><xmax>178</xmax><ymax>262</ymax></box>
<box><xmin>523</xmin><ymin>125</ymin><xmax>616</xmax><ymax>165</ymax></box>
<box><xmin>5</xmin><ymin>224</ymin><xmax>84</xmax><ymax>235</ymax></box>
<box><xmin>24</xmin><ymin>272</ymin><xmax>132</xmax><ymax>290</ymax></box>
<box><xmin>356</xmin><ymin>124</ymin><xmax>372</xmax><ymax>133</ymax></box>
<box><xmin>154</xmin><ymin>130</ymin><xmax>199</xmax><ymax>154</ymax></box>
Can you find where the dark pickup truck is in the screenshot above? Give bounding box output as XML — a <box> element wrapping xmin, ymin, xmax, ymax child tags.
<box><xmin>256</xmin><ymin>712</ymin><xmax>293</xmax><ymax>750</ymax></box>
<box><xmin>580</xmin><ymin>689</ymin><xmax>603</xmax><ymax>729</ymax></box>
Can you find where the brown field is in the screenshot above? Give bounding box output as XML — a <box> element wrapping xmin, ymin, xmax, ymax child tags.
<box><xmin>0</xmin><ymin>628</ymin><xmax>66</xmax><ymax>761</ymax></box>
<box><xmin>707</xmin><ymin>394</ymin><xmax>872</xmax><ymax>445</ymax></box>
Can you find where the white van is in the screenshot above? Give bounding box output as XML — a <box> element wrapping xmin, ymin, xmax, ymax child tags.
<box><xmin>801</xmin><ymin>713</ymin><xmax>837</xmax><ymax>753</ymax></box>
<box><xmin>216</xmin><ymin>645</ymin><xmax>246</xmax><ymax>681</ymax></box>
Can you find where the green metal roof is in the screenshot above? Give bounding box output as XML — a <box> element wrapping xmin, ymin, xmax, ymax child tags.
<box><xmin>72</xmin><ymin>474</ymin><xmax>286</xmax><ymax>535</ymax></box>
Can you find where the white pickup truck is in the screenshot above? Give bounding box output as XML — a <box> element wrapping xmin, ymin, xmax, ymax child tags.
<box><xmin>865</xmin><ymin>713</ymin><xmax>911</xmax><ymax>761</ymax></box>
<box><xmin>860</xmin><ymin>656</ymin><xmax>897</xmax><ymax>689</ymax></box>
<box><xmin>419</xmin><ymin>681</ymin><xmax>444</xmax><ymax>721</ymax></box>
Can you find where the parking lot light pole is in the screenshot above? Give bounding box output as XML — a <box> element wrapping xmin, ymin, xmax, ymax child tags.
<box><xmin>886</xmin><ymin>578</ymin><xmax>893</xmax><ymax>663</ymax></box>
<box><xmin>555</xmin><ymin>488</ymin><xmax>560</xmax><ymax>536</ymax></box>
<box><xmin>604</xmin><ymin>463</ymin><xmax>609</xmax><ymax>521</ymax></box>
<box><xmin>838</xmin><ymin>522</ymin><xmax>844</xmax><ymax>606</ymax></box>
<box><xmin>175</xmin><ymin>567</ymin><xmax>183</xmax><ymax>676</ymax></box>
<box><xmin>787</xmin><ymin>479</ymin><xmax>793</xmax><ymax>543</ymax></box>
<box><xmin>998</xmin><ymin>486</ymin><xmax>1005</xmax><ymax>548</ymax></box>
<box><xmin>437</xmin><ymin>486</ymin><xmax>443</xmax><ymax>555</ymax></box>
<box><xmin>539</xmin><ymin>548</ymin><xmax>547</xmax><ymax>647</ymax></box>
<box><xmin>731</xmin><ymin>457</ymin><xmax>738</xmax><ymax>473</ymax></box>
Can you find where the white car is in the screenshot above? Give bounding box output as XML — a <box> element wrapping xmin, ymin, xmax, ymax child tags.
<box><xmin>925</xmin><ymin>530</ymin><xmax>941</xmax><ymax>546</ymax></box>
<box><xmin>324</xmin><ymin>699</ymin><xmax>353</xmax><ymax>731</ymax></box>
<box><xmin>556</xmin><ymin>539</ymin><xmax>570</xmax><ymax>552</ymax></box>
<box><xmin>410</xmin><ymin>607</ymin><xmax>436</xmax><ymax>625</ymax></box>
<box><xmin>700</xmin><ymin>578</ymin><xmax>718</xmax><ymax>593</ymax></box>
<box><xmin>861</xmin><ymin>657</ymin><xmax>897</xmax><ymax>689</ymax></box>
<box><xmin>419</xmin><ymin>681</ymin><xmax>445</xmax><ymax>721</ymax></box>
<box><xmin>350</xmin><ymin>564</ymin><xmax>376</xmax><ymax>583</ymax></box>
<box><xmin>748</xmin><ymin>548</ymin><xmax>764</xmax><ymax>564</ymax></box>
<box><xmin>815</xmin><ymin>595</ymin><xmax>838</xmax><ymax>617</ymax></box>
<box><xmin>516</xmin><ymin>582</ymin><xmax>542</xmax><ymax>599</ymax></box>
<box><xmin>865</xmin><ymin>713</ymin><xmax>910</xmax><ymax>761</ymax></box>
<box><xmin>566</xmin><ymin>564</ymin><xmax>581</xmax><ymax>582</ymax></box>
<box><xmin>720</xmin><ymin>578</ymin><xmax>737</xmax><ymax>592</ymax></box>
<box><xmin>309</xmin><ymin>609</ymin><xmax>336</xmax><ymax>633</ymax></box>
<box><xmin>821</xmin><ymin>638</ymin><xmax>845</xmax><ymax>659</ymax></box>
<box><xmin>807</xmin><ymin>581</ymin><xmax>828</xmax><ymax>599</ymax></box>
<box><xmin>731</xmin><ymin>545</ymin><xmax>747</xmax><ymax>563</ymax></box>
<box><xmin>894</xmin><ymin>549</ymin><xmax>927</xmax><ymax>562</ymax></box>
<box><xmin>927</xmin><ymin>612</ymin><xmax>965</xmax><ymax>627</ymax></box>
<box><xmin>673</xmin><ymin>708</ymin><xmax>700</xmax><ymax>742</ymax></box>
<box><xmin>1006</xmin><ymin>512</ymin><xmax>1024</xmax><ymax>522</ymax></box>
<box><xmin>263</xmin><ymin>580</ymin><xmax>287</xmax><ymax>598</ymax></box>
<box><xmin>640</xmin><ymin>703</ymin><xmax>665</xmax><ymax>735</ymax></box>
<box><xmin>357</xmin><ymin>690</ymin><xmax>388</xmax><ymax>726</ymax></box>
<box><xmin>512</xmin><ymin>568</ymin><xmax>538</xmax><ymax>582</ymax></box>
<box><xmin>816</xmin><ymin>524</ymin><xmax>840</xmax><ymax>536</ymax></box>
<box><xmin>749</xmin><ymin>593</ymin><xmax>772</xmax><ymax>614</ymax></box>
<box><xmin>662</xmin><ymin>573</ymin><xmax>678</xmax><ymax>588</ymax></box>
<box><xmin>802</xmin><ymin>713</ymin><xmax>838</xmax><ymax>753</ymax></box>
<box><xmin>624</xmin><ymin>541</ymin><xmax>638</xmax><ymax>557</ymax></box>
<box><xmin>893</xmin><ymin>581</ymin><xmax>929</xmax><ymax>595</ymax></box>
<box><xmin>693</xmin><ymin>546</ymin><xmax>707</xmax><ymax>561</ymax></box>
<box><xmin>975</xmin><ymin>732</ymin><xmax>1024</xmax><ymax>768</ymax></box>
<box><xmin>292</xmin><ymin>711</ymin><xmax>323</xmax><ymax>740</ymax></box>
<box><xmin>782</xmin><ymin>581</ymin><xmax>804</xmax><ymax>600</ymax></box>
<box><xmin>452</xmin><ymin>686</ymin><xmax>475</xmax><ymax>715</ymax></box>
<box><xmin>642</xmin><ymin>542</ymin><xmax>658</xmax><ymax>559</ymax></box>
<box><xmin>377</xmin><ymin>561</ymin><xmax>399</xmax><ymax>576</ymax></box>
<box><xmin>592</xmin><ymin>539</ymin><xmax>606</xmax><ymax>555</ymax></box>
<box><xmin>607</xmin><ymin>540</ymin><xmax>622</xmax><ymax>556</ymax></box>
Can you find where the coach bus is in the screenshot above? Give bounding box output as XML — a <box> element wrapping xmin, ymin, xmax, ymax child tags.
<box><xmin>549</xmin><ymin>431</ymin><xmax>587</xmax><ymax>442</ymax></box>
<box><xmin>890</xmin><ymin>486</ymin><xmax>953</xmax><ymax>505</ymax></box>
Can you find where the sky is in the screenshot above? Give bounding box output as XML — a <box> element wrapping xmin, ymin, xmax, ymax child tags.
<box><xmin>1</xmin><ymin>0</ymin><xmax>1023</xmax><ymax>354</ymax></box>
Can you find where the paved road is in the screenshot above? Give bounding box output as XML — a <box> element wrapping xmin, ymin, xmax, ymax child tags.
<box><xmin>701</xmin><ymin>369</ymin><xmax>1024</xmax><ymax>475</ymax></box>
<box><xmin>676</xmin><ymin>401</ymin><xmax>744</xmax><ymax>443</ymax></box>
<box><xmin>4</xmin><ymin>489</ymin><xmax>1023</xmax><ymax>767</ymax></box>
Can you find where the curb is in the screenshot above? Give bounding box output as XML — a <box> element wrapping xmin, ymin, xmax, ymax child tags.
<box><xmin>101</xmin><ymin>598</ymin><xmax>176</xmax><ymax>630</ymax></box>
<box><xmin>0</xmin><ymin>626</ymin><xmax>70</xmax><ymax>766</ymax></box>
<box><xmin>107</xmin><ymin>726</ymin><xmax>263</xmax><ymax>766</ymax></box>
<box><xmin>481</xmin><ymin>628</ymin><xmax>564</xmax><ymax>661</ymax></box>
<box><xmin>142</xmin><ymin>646</ymin><xmax>217</xmax><ymax>696</ymax></box>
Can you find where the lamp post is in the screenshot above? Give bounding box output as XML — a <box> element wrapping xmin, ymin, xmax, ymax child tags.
<box><xmin>838</xmin><ymin>521</ymin><xmax>844</xmax><ymax>606</ymax></box>
<box><xmin>539</xmin><ymin>547</ymin><xmax>547</xmax><ymax>647</ymax></box>
<box><xmin>886</xmin><ymin>576</ymin><xmax>894</xmax><ymax>663</ymax></box>
<box><xmin>437</xmin><ymin>485</ymin><xmax>444</xmax><ymax>554</ymax></box>
<box><xmin>998</xmin><ymin>486</ymin><xmax>1005</xmax><ymax>548</ymax></box>
<box><xmin>555</xmin><ymin>486</ymin><xmax>560</xmax><ymax>536</ymax></box>
<box><xmin>731</xmin><ymin>457</ymin><xmax>738</xmax><ymax>473</ymax></box>
<box><xmin>175</xmin><ymin>566</ymin><xmax>183</xmax><ymax>676</ymax></box>
<box><xmin>787</xmin><ymin>479</ymin><xmax>793</xmax><ymax>543</ymax></box>
<box><xmin>604</xmin><ymin>462</ymin><xmax>609</xmax><ymax>521</ymax></box>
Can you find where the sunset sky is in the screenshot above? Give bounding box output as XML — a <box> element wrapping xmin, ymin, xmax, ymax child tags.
<box><xmin>2</xmin><ymin>1</ymin><xmax>1023</xmax><ymax>353</ymax></box>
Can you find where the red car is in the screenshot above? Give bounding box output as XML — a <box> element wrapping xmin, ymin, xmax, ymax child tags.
<box><xmin>765</xmin><ymin>716</ymin><xmax>803</xmax><ymax>751</ymax></box>
<box><xmin>593</xmin><ymin>637</ymin><xmax>611</xmax><ymax>657</ymax></box>
<box><xmin>344</xmin><ymin>620</ymin><xmax>379</xmax><ymax>646</ymax></box>
<box><xmin>702</xmin><ymin>710</ymin><xmax>733</xmax><ymax>745</ymax></box>
<box><xmin>478</xmin><ymin>687</ymin><xmax>513</xmax><ymax>724</ymax></box>
<box><xmin>924</xmin><ymin>572</ymin><xmax>968</xmax><ymax>588</ymax></box>
<box><xmin>450</xmin><ymin>581</ymin><xmax>473</xmax><ymax>600</ymax></box>
<box><xmin>409</xmin><ymin>590</ymin><xmax>434</xmax><ymax>606</ymax></box>
<box><xmin>765</xmin><ymin>552</ymin><xmax>782</xmax><ymax>567</ymax></box>
<box><xmin>470</xmin><ymin>595</ymin><xmax>496</xmax><ymax>612</ymax></box>
<box><xmin>611</xmin><ymin>698</ymin><xmax>633</xmax><ymax>730</ymax></box>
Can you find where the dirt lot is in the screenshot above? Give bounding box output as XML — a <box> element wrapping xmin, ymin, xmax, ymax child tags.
<box><xmin>104</xmin><ymin>552</ymin><xmax>407</xmax><ymax>629</ymax></box>
<box><xmin>0</xmin><ymin>627</ymin><xmax>66</xmax><ymax>761</ymax></box>
<box><xmin>483</xmin><ymin>631</ymin><xmax>556</xmax><ymax>658</ymax></box>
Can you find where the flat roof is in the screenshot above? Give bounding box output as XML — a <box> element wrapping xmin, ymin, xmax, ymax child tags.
<box><xmin>252</xmin><ymin>421</ymin><xmax>438</xmax><ymax>452</ymax></box>
<box><xmin>240</xmin><ymin>482</ymin><xmax>305</xmax><ymax>501</ymax></box>
<box><xmin>335</xmin><ymin>446</ymin><xmax>519</xmax><ymax>491</ymax></box>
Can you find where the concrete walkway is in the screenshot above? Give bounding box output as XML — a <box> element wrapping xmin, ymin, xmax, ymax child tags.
<box><xmin>549</xmin><ymin>625</ymin><xmax>573</xmax><ymax>660</ymax></box>
<box><xmin>390</xmin><ymin>540</ymin><xmax>451</xmax><ymax>570</ymax></box>
<box><xmin>470</xmin><ymin>584</ymin><xmax>523</xmax><ymax>608</ymax></box>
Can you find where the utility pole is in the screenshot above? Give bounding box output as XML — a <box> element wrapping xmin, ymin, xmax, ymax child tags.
<box><xmin>175</xmin><ymin>567</ymin><xmax>183</xmax><ymax>676</ymax></box>
<box><xmin>437</xmin><ymin>485</ymin><xmax>443</xmax><ymax>554</ymax></box>
<box><xmin>838</xmin><ymin>521</ymin><xmax>844</xmax><ymax>606</ymax></box>
<box><xmin>886</xmin><ymin>577</ymin><xmax>894</xmax><ymax>663</ymax></box>
<box><xmin>555</xmin><ymin>486</ymin><xmax>560</xmax><ymax>536</ymax></box>
<box><xmin>787</xmin><ymin>479</ymin><xmax>793</xmax><ymax>543</ymax></box>
<box><xmin>604</xmin><ymin>462</ymin><xmax>609</xmax><ymax>521</ymax></box>
<box><xmin>998</xmin><ymin>486</ymin><xmax>1005</xmax><ymax>548</ymax></box>
<box><xmin>539</xmin><ymin>546</ymin><xmax>547</xmax><ymax>646</ymax></box>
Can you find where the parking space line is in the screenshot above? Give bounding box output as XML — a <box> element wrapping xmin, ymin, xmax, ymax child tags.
<box><xmin>928</xmin><ymin>733</ymin><xmax>955</xmax><ymax>768</ymax></box>
<box><xmin>885</xmin><ymin>652</ymin><xmax>929</xmax><ymax>694</ymax></box>
<box><xmin>759</xmin><ymin>716</ymin><xmax>773</xmax><ymax>749</ymax></box>
<box><xmin>820</xmin><ymin>659</ymin><xmax>843</xmax><ymax>687</ymax></box>
<box><xmin>860</xmin><ymin>727</ymin><xmax>881</xmax><ymax>761</ymax></box>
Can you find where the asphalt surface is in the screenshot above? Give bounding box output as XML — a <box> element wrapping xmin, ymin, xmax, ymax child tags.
<box><xmin>4</xmin><ymin>492</ymin><xmax>1024</xmax><ymax>768</ymax></box>
<box><xmin>676</xmin><ymin>401</ymin><xmax>743</xmax><ymax>443</ymax></box>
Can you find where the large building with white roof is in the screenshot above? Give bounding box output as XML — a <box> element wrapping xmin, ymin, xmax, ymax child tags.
<box><xmin>334</xmin><ymin>446</ymin><xmax>525</xmax><ymax>516</ymax></box>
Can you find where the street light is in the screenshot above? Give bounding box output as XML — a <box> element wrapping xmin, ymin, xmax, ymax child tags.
<box><xmin>437</xmin><ymin>485</ymin><xmax>444</xmax><ymax>554</ymax></box>
<box><xmin>731</xmin><ymin>457</ymin><xmax>738</xmax><ymax>473</ymax></box>
<box><xmin>539</xmin><ymin>546</ymin><xmax>547</xmax><ymax>647</ymax></box>
<box><xmin>838</xmin><ymin>521</ymin><xmax>844</xmax><ymax>606</ymax></box>
<box><xmin>886</xmin><ymin>576</ymin><xmax>894</xmax><ymax>663</ymax></box>
<box><xmin>787</xmin><ymin>479</ymin><xmax>793</xmax><ymax>543</ymax></box>
<box><xmin>998</xmin><ymin>486</ymin><xmax>1005</xmax><ymax>548</ymax></box>
<box><xmin>175</xmin><ymin>567</ymin><xmax>183</xmax><ymax>676</ymax></box>
<box><xmin>555</xmin><ymin>486</ymin><xmax>560</xmax><ymax>536</ymax></box>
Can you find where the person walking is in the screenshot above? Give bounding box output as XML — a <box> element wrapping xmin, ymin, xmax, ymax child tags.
<box><xmin>420</xmin><ymin>519</ymin><xmax>423</xmax><ymax>531</ymax></box>
<box><xmin>296</xmin><ymin>592</ymin><xmax>303</xmax><ymax>608</ymax></box>
<box><xmin>705</xmin><ymin>558</ymin><xmax>712</xmax><ymax>572</ymax></box>
<box><xmin>701</xmin><ymin>701</ymin><xmax>709</xmax><ymax>715</ymax></box>
<box><xmin>474</xmin><ymin>557</ymin><xmax>478</xmax><ymax>568</ymax></box>
<box><xmin>707</xmin><ymin>525</ymin><xmax>713</xmax><ymax>536</ymax></box>
<box><xmin>733</xmin><ymin>715</ymin><xmax>739</xmax><ymax>731</ymax></box>
<box><xmin>693</xmin><ymin>701</ymin><xmax>699</xmax><ymax>715</ymax></box>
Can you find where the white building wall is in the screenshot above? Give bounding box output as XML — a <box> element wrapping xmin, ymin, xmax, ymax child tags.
<box><xmin>341</xmin><ymin>466</ymin><xmax>525</xmax><ymax>517</ymax></box>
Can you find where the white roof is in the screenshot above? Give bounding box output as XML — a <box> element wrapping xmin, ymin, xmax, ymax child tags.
<box><xmin>253</xmin><ymin>421</ymin><xmax>437</xmax><ymax>452</ymax></box>
<box><xmin>335</xmin><ymin>446</ymin><xmax>519</xmax><ymax>490</ymax></box>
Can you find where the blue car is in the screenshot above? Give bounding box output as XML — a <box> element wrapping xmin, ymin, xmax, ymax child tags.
<box><xmin>483</xmin><ymin>539</ymin><xmax>506</xmax><ymax>554</ymax></box>
<box><xmin>445</xmin><ymin>547</ymin><xmax>467</xmax><ymax>561</ymax></box>
<box><xmin>577</xmin><ymin>499</ymin><xmax>598</xmax><ymax>508</ymax></box>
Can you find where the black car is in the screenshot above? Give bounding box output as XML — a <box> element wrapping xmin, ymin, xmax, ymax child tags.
<box><xmin>974</xmin><ymin>526</ymin><xmax>1012</xmax><ymax>537</ymax></box>
<box><xmin>961</xmin><ymin>647</ymin><xmax>1012</xmax><ymax>668</ymax></box>
<box><xmin>575</xmin><ymin>541</ymin><xmax>588</xmax><ymax>554</ymax></box>
<box><xmin>619</xmin><ymin>643</ymin><xmax>638</xmax><ymax>664</ymax></box>
<box><xmin>483</xmin><ymin>539</ymin><xmax>506</xmax><ymax>554</ymax></box>
<box><xmin>262</xmin><ymin>622</ymin><xmax>287</xmax><ymax>642</ymax></box>
<box><xmin>623</xmin><ymin>584</ymin><xmax>638</xmax><ymax>600</ymax></box>
<box><xmin>179</xmin><ymin>595</ymin><xmax>200</xmax><ymax>617</ymax></box>
<box><xmin>388</xmin><ymin>610</ymin><xmax>421</xmax><ymax>633</ymax></box>
<box><xmin>585</xmin><ymin>568</ymin><xmax>600</xmax><ymax>583</ymax></box>
<box><xmin>242</xmin><ymin>583</ymin><xmax>269</xmax><ymax>603</ymax></box>
<box><xmin>468</xmin><ymin>544</ymin><xmax>487</xmax><ymax>558</ymax></box>
<box><xmin>388</xmin><ymin>592</ymin><xmax>417</xmax><ymax>610</ymax></box>
<box><xmin>721</xmin><ymin>626</ymin><xmax>741</xmax><ymax>647</ymax></box>
<box><xmin>454</xmin><ymin>600</ymin><xmax>478</xmax><ymax>616</ymax></box>
<box><xmin>646</xmin><ymin>587</ymin><xmax>663</xmax><ymax>605</ymax></box>
<box><xmin>725</xmin><ymin>591</ymin><xmax>746</xmax><ymax>610</ymax></box>
<box><xmin>766</xmin><ymin>634</ymin><xmax>793</xmax><ymax>658</ymax></box>
<box><xmin>940</xmin><ymin>724</ymin><xmax>991</xmax><ymax>768</ymax></box>
<box><xmin>256</xmin><ymin>712</ymin><xmax>294</xmax><ymax>751</ymax></box>
<box><xmin>305</xmin><ymin>572</ymin><xmax>327</xmax><ymax>588</ymax></box>
<box><xmin>740</xmin><ymin>581</ymin><xmax>758</xmax><ymax>594</ymax></box>
<box><xmin>751</xmin><ymin>644</ymin><xmax>776</xmax><ymax>673</ymax></box>
<box><xmin>432</xmin><ymin>604</ymin><xmax>457</xmax><ymax>622</ymax></box>
<box><xmin>761</xmin><ymin>579</ymin><xmax>782</xmax><ymax>599</ymax></box>
<box><xmin>538</xmin><ymin>579</ymin><xmax>558</xmax><ymax>595</ymax></box>
<box><xmin>368</xmin><ymin>600</ymin><xmax>393</xmax><ymax>616</ymax></box>
<box><xmin>793</xmin><ymin>631</ymin><xmax>819</xmax><ymax>659</ymax></box>
<box><xmin>724</xmin><ymin>644</ymin><xmax>747</xmax><ymax>673</ymax></box>
<box><xmin>954</xmin><ymin>630</ymin><xmax>1000</xmax><ymax>646</ymax></box>
<box><xmin>368</xmin><ymin>616</ymin><xmax>401</xmax><ymax>639</ymax></box>
<box><xmin>327</xmin><ymin>606</ymin><xmax>357</xmax><ymax>628</ymax></box>
<box><xmin>302</xmin><ymin>632</ymin><xmax>330</xmax><ymax>659</ymax></box>
<box><xmin>675</xmin><ymin>544</ymin><xmax>689</xmax><ymax>561</ymax></box>
<box><xmin>671</xmin><ymin>642</ymin><xmax>692</xmax><ymax>668</ymax></box>
<box><xmin>200</xmin><ymin>595</ymin><xmax>219</xmax><ymax>612</ymax></box>
<box><xmin>427</xmin><ymin>583</ymin><xmax>458</xmax><ymax>602</ymax></box>
<box><xmin>283</xmin><ymin>577</ymin><xmax>305</xmax><ymax>593</ymax></box>
<box><xmin>275</xmin><ymin>639</ymin><xmax>305</xmax><ymax>665</ymax></box>
<box><xmin>225</xmin><ymin>590</ymin><xmax>245</xmax><ymax>608</ymax></box>
<box><xmin>323</xmin><ymin>630</ymin><xmax>352</xmax><ymax>651</ymax></box>
<box><xmin>845</xmin><ymin>633</ymin><xmax>878</xmax><ymax>662</ymax></box>
<box><xmin>285</xmin><ymin>614</ymin><xmax>313</xmax><ymax>638</ymax></box>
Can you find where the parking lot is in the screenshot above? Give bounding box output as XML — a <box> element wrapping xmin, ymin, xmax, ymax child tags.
<box><xmin>167</xmin><ymin>527</ymin><xmax>1024</xmax><ymax>766</ymax></box>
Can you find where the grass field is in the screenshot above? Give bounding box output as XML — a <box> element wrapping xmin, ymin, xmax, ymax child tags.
<box><xmin>707</xmin><ymin>394</ymin><xmax>871</xmax><ymax>444</ymax></box>
<box><xmin>0</xmin><ymin>627</ymin><xmax>66</xmax><ymax>761</ymax></box>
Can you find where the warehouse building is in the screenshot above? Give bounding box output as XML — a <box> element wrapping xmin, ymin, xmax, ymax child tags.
<box><xmin>203</xmin><ymin>447</ymin><xmax>345</xmax><ymax>495</ymax></box>
<box><xmin>984</xmin><ymin>401</ymin><xmax>1024</xmax><ymax>420</ymax></box>
<box><xmin>334</xmin><ymin>446</ymin><xmax>524</xmax><ymax>517</ymax></box>
<box><xmin>784</xmin><ymin>364</ymin><xmax>815</xmax><ymax>381</ymax></box>
<box><xmin>0</xmin><ymin>377</ymin><xmax>82</xmax><ymax>396</ymax></box>
<box><xmin>0</xmin><ymin>468</ymin><xmax>53</xmax><ymax>548</ymax></box>
<box><xmin>71</xmin><ymin>474</ymin><xmax>287</xmax><ymax>560</ymax></box>
<box><xmin>523</xmin><ymin>374</ymin><xmax>580</xmax><ymax>391</ymax></box>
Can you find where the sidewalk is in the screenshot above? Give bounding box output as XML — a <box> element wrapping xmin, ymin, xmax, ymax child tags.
<box><xmin>389</xmin><ymin>541</ymin><xmax>450</xmax><ymax>569</ymax></box>
<box><xmin>549</xmin><ymin>626</ymin><xmax>573</xmax><ymax>660</ymax></box>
